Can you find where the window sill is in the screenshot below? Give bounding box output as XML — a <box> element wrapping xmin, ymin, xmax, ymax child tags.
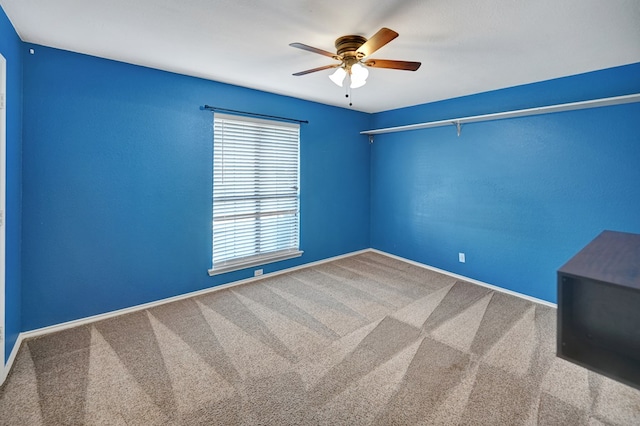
<box><xmin>208</xmin><ymin>250</ymin><xmax>304</xmax><ymax>276</ymax></box>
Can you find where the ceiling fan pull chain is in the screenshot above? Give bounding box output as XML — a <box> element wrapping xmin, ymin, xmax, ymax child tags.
<box><xmin>345</xmin><ymin>82</ymin><xmax>351</xmax><ymax>106</ymax></box>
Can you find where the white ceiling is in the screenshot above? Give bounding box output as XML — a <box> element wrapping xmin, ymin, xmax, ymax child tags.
<box><xmin>2</xmin><ymin>0</ymin><xmax>639</xmax><ymax>113</ymax></box>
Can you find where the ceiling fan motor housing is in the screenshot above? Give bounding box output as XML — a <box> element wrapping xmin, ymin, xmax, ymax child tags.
<box><xmin>335</xmin><ymin>35</ymin><xmax>367</xmax><ymax>59</ymax></box>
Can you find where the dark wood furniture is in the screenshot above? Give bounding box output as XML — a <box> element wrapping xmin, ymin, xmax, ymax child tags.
<box><xmin>557</xmin><ymin>230</ymin><xmax>640</xmax><ymax>390</ymax></box>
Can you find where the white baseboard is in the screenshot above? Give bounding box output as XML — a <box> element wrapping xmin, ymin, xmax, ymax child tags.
<box><xmin>2</xmin><ymin>246</ymin><xmax>554</xmax><ymax>385</ymax></box>
<box><xmin>0</xmin><ymin>248</ymin><xmax>369</xmax><ymax>385</ymax></box>
<box><xmin>20</xmin><ymin>248</ymin><xmax>371</xmax><ymax>341</ymax></box>
<box><xmin>369</xmin><ymin>248</ymin><xmax>556</xmax><ymax>308</ymax></box>
<box><xmin>1</xmin><ymin>333</ymin><xmax>24</xmax><ymax>386</ymax></box>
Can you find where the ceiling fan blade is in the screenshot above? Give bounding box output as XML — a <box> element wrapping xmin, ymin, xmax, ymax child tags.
<box><xmin>292</xmin><ymin>64</ymin><xmax>340</xmax><ymax>76</ymax></box>
<box><xmin>357</xmin><ymin>28</ymin><xmax>399</xmax><ymax>57</ymax></box>
<box><xmin>364</xmin><ymin>59</ymin><xmax>421</xmax><ymax>71</ymax></box>
<box><xmin>289</xmin><ymin>42</ymin><xmax>338</xmax><ymax>59</ymax></box>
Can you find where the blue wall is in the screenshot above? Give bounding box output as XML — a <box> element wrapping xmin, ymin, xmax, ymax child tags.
<box><xmin>21</xmin><ymin>45</ymin><xmax>371</xmax><ymax>330</ymax></box>
<box><xmin>9</xmin><ymin>7</ymin><xmax>640</xmax><ymax>331</ymax></box>
<box><xmin>371</xmin><ymin>63</ymin><xmax>640</xmax><ymax>303</ymax></box>
<box><xmin>0</xmin><ymin>7</ymin><xmax>23</xmax><ymax>362</ymax></box>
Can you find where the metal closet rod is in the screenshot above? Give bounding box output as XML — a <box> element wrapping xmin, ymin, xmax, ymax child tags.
<box><xmin>360</xmin><ymin>93</ymin><xmax>640</xmax><ymax>136</ymax></box>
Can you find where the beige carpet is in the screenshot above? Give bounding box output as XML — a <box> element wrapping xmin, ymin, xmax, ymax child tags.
<box><xmin>1</xmin><ymin>252</ymin><xmax>639</xmax><ymax>425</ymax></box>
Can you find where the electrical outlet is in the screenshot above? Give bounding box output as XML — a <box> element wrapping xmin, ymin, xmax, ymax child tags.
<box><xmin>459</xmin><ymin>253</ymin><xmax>466</xmax><ymax>263</ymax></box>
<box><xmin>254</xmin><ymin>269</ymin><xmax>263</xmax><ymax>277</ymax></box>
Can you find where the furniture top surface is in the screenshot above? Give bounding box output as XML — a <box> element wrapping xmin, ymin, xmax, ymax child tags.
<box><xmin>559</xmin><ymin>230</ymin><xmax>640</xmax><ymax>290</ymax></box>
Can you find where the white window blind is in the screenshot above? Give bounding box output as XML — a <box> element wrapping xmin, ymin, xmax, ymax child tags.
<box><xmin>209</xmin><ymin>113</ymin><xmax>302</xmax><ymax>275</ymax></box>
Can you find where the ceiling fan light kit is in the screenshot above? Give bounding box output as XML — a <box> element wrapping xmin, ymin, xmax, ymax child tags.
<box><xmin>290</xmin><ymin>28</ymin><xmax>421</xmax><ymax>103</ymax></box>
<box><xmin>329</xmin><ymin>62</ymin><xmax>369</xmax><ymax>88</ymax></box>
<box><xmin>329</xmin><ymin>67</ymin><xmax>347</xmax><ymax>87</ymax></box>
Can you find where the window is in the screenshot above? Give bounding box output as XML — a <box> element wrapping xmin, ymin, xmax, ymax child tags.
<box><xmin>209</xmin><ymin>114</ymin><xmax>302</xmax><ymax>275</ymax></box>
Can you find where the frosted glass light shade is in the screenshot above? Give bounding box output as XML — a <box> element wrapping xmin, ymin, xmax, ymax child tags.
<box><xmin>350</xmin><ymin>77</ymin><xmax>366</xmax><ymax>89</ymax></box>
<box><xmin>329</xmin><ymin>67</ymin><xmax>347</xmax><ymax>87</ymax></box>
<box><xmin>351</xmin><ymin>63</ymin><xmax>369</xmax><ymax>80</ymax></box>
<box><xmin>349</xmin><ymin>63</ymin><xmax>369</xmax><ymax>89</ymax></box>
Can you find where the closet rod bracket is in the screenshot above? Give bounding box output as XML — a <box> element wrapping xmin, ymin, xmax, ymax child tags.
<box><xmin>454</xmin><ymin>121</ymin><xmax>462</xmax><ymax>137</ymax></box>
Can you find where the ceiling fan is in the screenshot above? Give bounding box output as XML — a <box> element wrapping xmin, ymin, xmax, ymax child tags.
<box><xmin>290</xmin><ymin>28</ymin><xmax>421</xmax><ymax>89</ymax></box>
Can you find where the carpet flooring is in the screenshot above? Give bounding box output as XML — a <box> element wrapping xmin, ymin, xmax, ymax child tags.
<box><xmin>1</xmin><ymin>252</ymin><xmax>639</xmax><ymax>425</ymax></box>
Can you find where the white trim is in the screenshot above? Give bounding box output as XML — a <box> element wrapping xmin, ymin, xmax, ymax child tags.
<box><xmin>2</xmin><ymin>246</ymin><xmax>555</xmax><ymax>384</ymax></box>
<box><xmin>208</xmin><ymin>250</ymin><xmax>303</xmax><ymax>276</ymax></box>
<box><xmin>369</xmin><ymin>249</ymin><xmax>557</xmax><ymax>308</ymax></box>
<box><xmin>19</xmin><ymin>249</ymin><xmax>370</xmax><ymax>340</ymax></box>
<box><xmin>0</xmin><ymin>332</ymin><xmax>22</xmax><ymax>386</ymax></box>
<box><xmin>0</xmin><ymin>53</ymin><xmax>6</xmax><ymax>383</ymax></box>
<box><xmin>212</xmin><ymin>114</ymin><xmax>301</xmax><ymax>272</ymax></box>
<box><xmin>361</xmin><ymin>93</ymin><xmax>640</xmax><ymax>136</ymax></box>
<box><xmin>19</xmin><ymin>247</ymin><xmax>554</xmax><ymax>342</ymax></box>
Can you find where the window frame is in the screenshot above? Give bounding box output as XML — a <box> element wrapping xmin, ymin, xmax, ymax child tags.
<box><xmin>208</xmin><ymin>113</ymin><xmax>302</xmax><ymax>276</ymax></box>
